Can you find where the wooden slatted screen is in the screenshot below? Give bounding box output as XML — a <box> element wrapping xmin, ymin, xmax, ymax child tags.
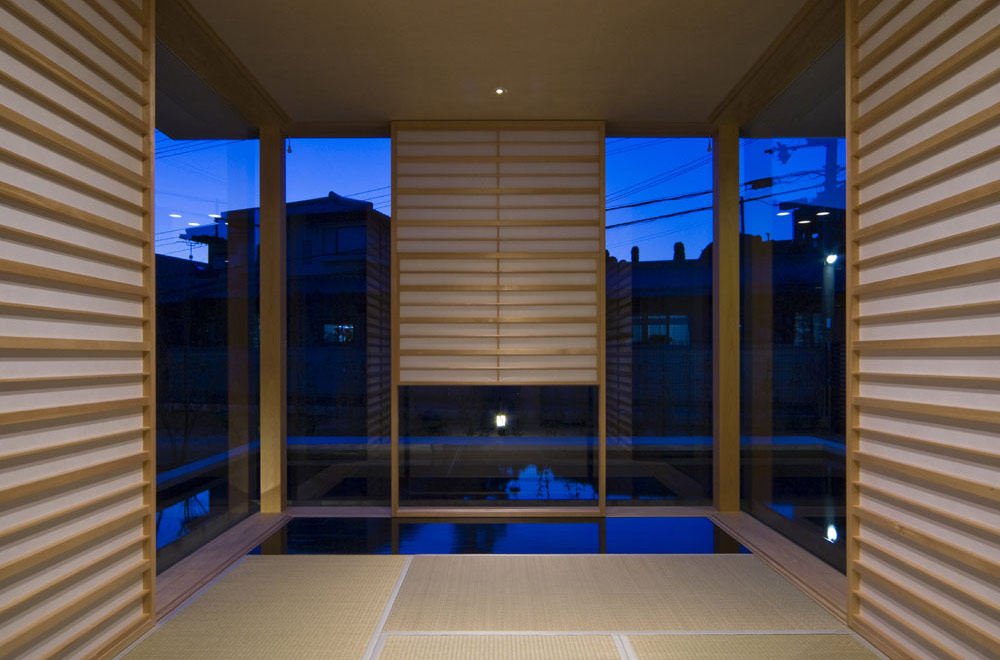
<box><xmin>847</xmin><ymin>1</ymin><xmax>1000</xmax><ymax>659</ymax></box>
<box><xmin>391</xmin><ymin>121</ymin><xmax>605</xmax><ymax>385</ymax></box>
<box><xmin>0</xmin><ymin>0</ymin><xmax>155</xmax><ymax>658</ymax></box>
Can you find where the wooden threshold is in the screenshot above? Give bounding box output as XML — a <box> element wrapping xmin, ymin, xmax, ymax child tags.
<box><xmin>709</xmin><ymin>511</ymin><xmax>847</xmax><ymax>623</ymax></box>
<box><xmin>155</xmin><ymin>512</ymin><xmax>289</xmax><ymax>619</ymax></box>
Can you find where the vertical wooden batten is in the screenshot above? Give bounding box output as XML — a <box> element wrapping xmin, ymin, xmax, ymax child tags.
<box><xmin>712</xmin><ymin>123</ymin><xmax>740</xmax><ymax>513</ymax></box>
<box><xmin>259</xmin><ymin>125</ymin><xmax>287</xmax><ymax>513</ymax></box>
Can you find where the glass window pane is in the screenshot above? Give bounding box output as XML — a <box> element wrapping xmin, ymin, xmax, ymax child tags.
<box><xmin>739</xmin><ymin>137</ymin><xmax>846</xmax><ymax>571</ymax></box>
<box><xmin>605</xmin><ymin>138</ymin><xmax>714</xmax><ymax>504</ymax></box>
<box><xmin>400</xmin><ymin>386</ymin><xmax>598</xmax><ymax>506</ymax></box>
<box><xmin>285</xmin><ymin>139</ymin><xmax>392</xmax><ymax>504</ymax></box>
<box><xmin>154</xmin><ymin>131</ymin><xmax>260</xmax><ymax>572</ymax></box>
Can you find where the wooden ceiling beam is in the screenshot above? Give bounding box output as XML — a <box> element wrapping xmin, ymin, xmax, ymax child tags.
<box><xmin>709</xmin><ymin>0</ymin><xmax>844</xmax><ymax>127</ymax></box>
<box><xmin>156</xmin><ymin>0</ymin><xmax>289</xmax><ymax>129</ymax></box>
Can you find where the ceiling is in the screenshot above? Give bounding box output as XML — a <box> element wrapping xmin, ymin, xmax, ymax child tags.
<box><xmin>179</xmin><ymin>0</ymin><xmax>814</xmax><ymax>128</ymax></box>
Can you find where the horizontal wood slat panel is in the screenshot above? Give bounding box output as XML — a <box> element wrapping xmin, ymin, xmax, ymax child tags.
<box><xmin>0</xmin><ymin>69</ymin><xmax>144</xmax><ymax>161</ymax></box>
<box><xmin>854</xmin><ymin>561</ymin><xmax>1000</xmax><ymax>657</ymax></box>
<box><xmin>854</xmin><ymin>396</ymin><xmax>1000</xmax><ymax>427</ymax></box>
<box><xmin>0</xmin><ymin>0</ymin><xmax>145</xmax><ymax>105</ymax></box>
<box><xmin>854</xmin><ymin>335</ymin><xmax>1000</xmax><ymax>352</ymax></box>
<box><xmin>854</xmin><ymin>450</ymin><xmax>999</xmax><ymax>502</ymax></box>
<box><xmin>855</xmin><ymin>0</ymin><xmax>959</xmax><ymax>76</ymax></box>
<box><xmin>34</xmin><ymin>0</ymin><xmax>146</xmax><ymax>80</ymax></box>
<box><xmin>0</xmin><ymin>0</ymin><xmax>154</xmax><ymax>657</ymax></box>
<box><xmin>0</xmin><ymin>257</ymin><xmax>145</xmax><ymax>297</ymax></box>
<box><xmin>854</xmin><ymin>178</ymin><xmax>1000</xmax><ymax>241</ymax></box>
<box><xmin>856</xmin><ymin>481</ymin><xmax>1000</xmax><ymax>543</ymax></box>
<box><xmin>854</xmin><ymin>23</ymin><xmax>1000</xmax><ymax>132</ymax></box>
<box><xmin>855</xmin><ymin>506</ymin><xmax>1000</xmax><ymax>578</ymax></box>
<box><xmin>0</xmin><ymin>103</ymin><xmax>146</xmax><ymax>189</ymax></box>
<box><xmin>0</xmin><ymin>23</ymin><xmax>146</xmax><ymax>134</ymax></box>
<box><xmin>855</xmin><ymin>256</ymin><xmax>1000</xmax><ymax>295</ymax></box>
<box><xmin>855</xmin><ymin>219</ymin><xmax>1000</xmax><ymax>269</ymax></box>
<box><xmin>0</xmin><ymin>507</ymin><xmax>147</xmax><ymax>581</ymax></box>
<box><xmin>0</xmin><ymin>180</ymin><xmax>146</xmax><ymax>243</ymax></box>
<box><xmin>0</xmin><ymin>222</ymin><xmax>144</xmax><ymax>269</ymax></box>
<box><xmin>0</xmin><ymin>300</ymin><xmax>144</xmax><ymax>325</ymax></box>
<box><xmin>856</xmin><ymin>0</ymin><xmax>913</xmax><ymax>47</ymax></box>
<box><xmin>393</xmin><ymin>121</ymin><xmax>604</xmax><ymax>385</ymax></box>
<box><xmin>854</xmin><ymin>425</ymin><xmax>1000</xmax><ymax>465</ymax></box>
<box><xmin>856</xmin><ymin>0</ymin><xmax>997</xmax><ymax>100</ymax></box>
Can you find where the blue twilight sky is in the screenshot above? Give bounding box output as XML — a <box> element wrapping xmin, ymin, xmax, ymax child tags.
<box><xmin>154</xmin><ymin>133</ymin><xmax>844</xmax><ymax>263</ymax></box>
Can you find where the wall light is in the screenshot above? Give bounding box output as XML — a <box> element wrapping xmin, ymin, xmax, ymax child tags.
<box><xmin>797</xmin><ymin>219</ymin><xmax>812</xmax><ymax>224</ymax></box>
<box><xmin>816</xmin><ymin>211</ymin><xmax>830</xmax><ymax>216</ymax></box>
<box><xmin>209</xmin><ymin>213</ymin><xmax>222</xmax><ymax>219</ymax></box>
<box><xmin>826</xmin><ymin>254</ymin><xmax>838</xmax><ymax>264</ymax></box>
<box><xmin>495</xmin><ymin>414</ymin><xmax>507</xmax><ymax>428</ymax></box>
<box><xmin>826</xmin><ymin>524</ymin><xmax>838</xmax><ymax>543</ymax></box>
<box><xmin>169</xmin><ymin>213</ymin><xmax>182</xmax><ymax>218</ymax></box>
<box><xmin>776</xmin><ymin>211</ymin><xmax>790</xmax><ymax>216</ymax></box>
<box><xmin>187</xmin><ymin>222</ymin><xmax>200</xmax><ymax>226</ymax></box>
<box><xmin>494</xmin><ymin>87</ymin><xmax>507</xmax><ymax>95</ymax></box>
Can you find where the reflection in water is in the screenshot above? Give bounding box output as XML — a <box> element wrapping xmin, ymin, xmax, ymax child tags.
<box><xmin>504</xmin><ymin>464</ymin><xmax>598</xmax><ymax>501</ymax></box>
<box><xmin>156</xmin><ymin>489</ymin><xmax>209</xmax><ymax>549</ymax></box>
<box><xmin>253</xmin><ymin>517</ymin><xmax>748</xmax><ymax>556</ymax></box>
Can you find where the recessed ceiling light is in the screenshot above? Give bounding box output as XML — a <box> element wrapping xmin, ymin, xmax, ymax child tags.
<box><xmin>187</xmin><ymin>222</ymin><xmax>200</xmax><ymax>226</ymax></box>
<box><xmin>816</xmin><ymin>211</ymin><xmax>830</xmax><ymax>216</ymax></box>
<box><xmin>776</xmin><ymin>211</ymin><xmax>790</xmax><ymax>216</ymax></box>
<box><xmin>797</xmin><ymin>219</ymin><xmax>812</xmax><ymax>224</ymax></box>
<box><xmin>826</xmin><ymin>254</ymin><xmax>838</xmax><ymax>264</ymax></box>
<box><xmin>209</xmin><ymin>213</ymin><xmax>222</xmax><ymax>218</ymax></box>
<box><xmin>169</xmin><ymin>213</ymin><xmax>182</xmax><ymax>218</ymax></box>
<box><xmin>494</xmin><ymin>87</ymin><xmax>507</xmax><ymax>95</ymax></box>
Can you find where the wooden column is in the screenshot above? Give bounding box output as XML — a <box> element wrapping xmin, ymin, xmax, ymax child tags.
<box><xmin>712</xmin><ymin>123</ymin><xmax>740</xmax><ymax>512</ymax></box>
<box><xmin>260</xmin><ymin>125</ymin><xmax>287</xmax><ymax>513</ymax></box>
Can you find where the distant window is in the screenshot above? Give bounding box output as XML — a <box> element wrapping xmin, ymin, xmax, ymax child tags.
<box><xmin>647</xmin><ymin>315</ymin><xmax>667</xmax><ymax>342</ymax></box>
<box><xmin>632</xmin><ymin>315</ymin><xmax>643</xmax><ymax>343</ymax></box>
<box><xmin>323</xmin><ymin>323</ymin><xmax>355</xmax><ymax>344</ymax></box>
<box><xmin>669</xmin><ymin>314</ymin><xmax>690</xmax><ymax>346</ymax></box>
<box><xmin>338</xmin><ymin>226</ymin><xmax>366</xmax><ymax>253</ymax></box>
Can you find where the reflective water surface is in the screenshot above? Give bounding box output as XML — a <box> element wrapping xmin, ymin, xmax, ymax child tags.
<box><xmin>252</xmin><ymin>517</ymin><xmax>747</xmax><ymax>555</ymax></box>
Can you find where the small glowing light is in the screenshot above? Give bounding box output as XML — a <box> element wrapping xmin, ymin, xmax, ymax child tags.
<box><xmin>169</xmin><ymin>213</ymin><xmax>182</xmax><ymax>218</ymax></box>
<box><xmin>495</xmin><ymin>414</ymin><xmax>507</xmax><ymax>428</ymax></box>
<box><xmin>826</xmin><ymin>254</ymin><xmax>838</xmax><ymax>264</ymax></box>
<box><xmin>826</xmin><ymin>524</ymin><xmax>838</xmax><ymax>543</ymax></box>
<box><xmin>797</xmin><ymin>219</ymin><xmax>812</xmax><ymax>224</ymax></box>
<box><xmin>816</xmin><ymin>211</ymin><xmax>830</xmax><ymax>216</ymax></box>
<box><xmin>209</xmin><ymin>213</ymin><xmax>222</xmax><ymax>219</ymax></box>
<box><xmin>776</xmin><ymin>211</ymin><xmax>790</xmax><ymax>216</ymax></box>
<box><xmin>494</xmin><ymin>87</ymin><xmax>507</xmax><ymax>95</ymax></box>
<box><xmin>187</xmin><ymin>222</ymin><xmax>200</xmax><ymax>226</ymax></box>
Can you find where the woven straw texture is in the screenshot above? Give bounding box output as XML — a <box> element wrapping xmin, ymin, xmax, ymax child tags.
<box><xmin>384</xmin><ymin>555</ymin><xmax>843</xmax><ymax>631</ymax></box>
<box><xmin>379</xmin><ymin>635</ymin><xmax>621</xmax><ymax>660</ymax></box>
<box><xmin>629</xmin><ymin>633</ymin><xmax>881</xmax><ymax>659</ymax></box>
<box><xmin>123</xmin><ymin>556</ymin><xmax>406</xmax><ymax>660</ymax></box>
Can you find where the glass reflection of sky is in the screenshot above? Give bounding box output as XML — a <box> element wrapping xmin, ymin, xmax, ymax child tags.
<box><xmin>253</xmin><ymin>517</ymin><xmax>746</xmax><ymax>555</ymax></box>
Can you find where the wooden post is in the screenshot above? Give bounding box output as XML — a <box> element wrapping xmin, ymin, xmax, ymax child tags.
<box><xmin>713</xmin><ymin>123</ymin><xmax>740</xmax><ymax>512</ymax></box>
<box><xmin>259</xmin><ymin>125</ymin><xmax>287</xmax><ymax>513</ymax></box>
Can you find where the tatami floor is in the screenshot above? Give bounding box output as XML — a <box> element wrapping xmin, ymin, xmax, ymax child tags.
<box><xmin>121</xmin><ymin>555</ymin><xmax>885</xmax><ymax>660</ymax></box>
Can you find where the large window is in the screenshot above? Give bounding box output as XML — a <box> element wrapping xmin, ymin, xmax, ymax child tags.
<box><xmin>154</xmin><ymin>131</ymin><xmax>260</xmax><ymax>571</ymax></box>
<box><xmin>285</xmin><ymin>139</ymin><xmax>392</xmax><ymax>504</ymax></box>
<box><xmin>739</xmin><ymin>138</ymin><xmax>846</xmax><ymax>570</ymax></box>
<box><xmin>399</xmin><ymin>386</ymin><xmax>598</xmax><ymax>506</ymax></box>
<box><xmin>605</xmin><ymin>138</ymin><xmax>714</xmax><ymax>504</ymax></box>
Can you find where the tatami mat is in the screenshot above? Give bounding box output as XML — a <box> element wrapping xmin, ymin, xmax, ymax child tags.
<box><xmin>378</xmin><ymin>635</ymin><xmax>621</xmax><ymax>660</ymax></box>
<box><xmin>383</xmin><ymin>555</ymin><xmax>843</xmax><ymax>632</ymax></box>
<box><xmin>629</xmin><ymin>634</ymin><xmax>881</xmax><ymax>659</ymax></box>
<box><xmin>123</xmin><ymin>556</ymin><xmax>407</xmax><ymax>660</ymax></box>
